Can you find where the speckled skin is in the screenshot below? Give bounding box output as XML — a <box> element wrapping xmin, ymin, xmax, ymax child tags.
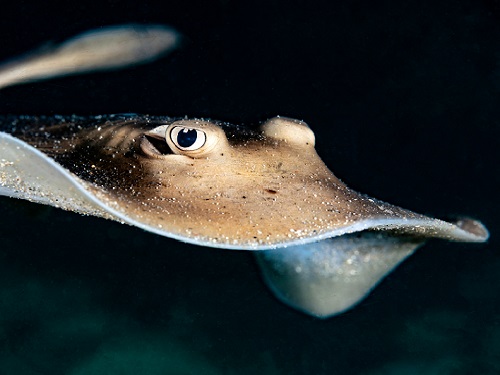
<box><xmin>1</xmin><ymin>114</ymin><xmax>486</xmax><ymax>249</ymax></box>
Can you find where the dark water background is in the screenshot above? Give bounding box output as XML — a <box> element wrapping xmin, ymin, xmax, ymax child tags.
<box><xmin>0</xmin><ymin>0</ymin><xmax>498</xmax><ymax>373</ymax></box>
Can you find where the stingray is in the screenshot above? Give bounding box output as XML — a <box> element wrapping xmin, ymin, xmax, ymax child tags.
<box><xmin>0</xmin><ymin>25</ymin><xmax>489</xmax><ymax>318</ymax></box>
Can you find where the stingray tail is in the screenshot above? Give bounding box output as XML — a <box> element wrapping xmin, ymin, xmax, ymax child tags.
<box><xmin>0</xmin><ymin>24</ymin><xmax>180</xmax><ymax>90</ymax></box>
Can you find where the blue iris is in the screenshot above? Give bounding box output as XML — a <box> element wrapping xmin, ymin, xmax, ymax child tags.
<box><xmin>177</xmin><ymin>129</ymin><xmax>197</xmax><ymax>148</ymax></box>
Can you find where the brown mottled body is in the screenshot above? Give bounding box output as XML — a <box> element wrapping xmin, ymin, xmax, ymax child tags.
<box><xmin>6</xmin><ymin>114</ymin><xmax>439</xmax><ymax>248</ymax></box>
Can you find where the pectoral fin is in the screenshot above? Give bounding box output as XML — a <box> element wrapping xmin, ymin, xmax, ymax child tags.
<box><xmin>254</xmin><ymin>233</ymin><xmax>423</xmax><ymax>318</ymax></box>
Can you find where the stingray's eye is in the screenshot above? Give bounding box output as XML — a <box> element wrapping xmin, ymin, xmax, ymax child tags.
<box><xmin>142</xmin><ymin>121</ymin><xmax>226</xmax><ymax>159</ymax></box>
<box><xmin>140</xmin><ymin>120</ymin><xmax>231</xmax><ymax>159</ymax></box>
<box><xmin>169</xmin><ymin>126</ymin><xmax>206</xmax><ymax>151</ymax></box>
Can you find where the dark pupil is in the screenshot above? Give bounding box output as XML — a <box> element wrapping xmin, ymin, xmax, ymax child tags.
<box><xmin>177</xmin><ymin>129</ymin><xmax>197</xmax><ymax>148</ymax></box>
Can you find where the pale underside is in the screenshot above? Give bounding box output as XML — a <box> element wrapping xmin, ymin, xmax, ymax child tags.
<box><xmin>0</xmin><ymin>24</ymin><xmax>489</xmax><ymax>317</ymax></box>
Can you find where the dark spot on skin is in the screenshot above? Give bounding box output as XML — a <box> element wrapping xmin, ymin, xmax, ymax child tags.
<box><xmin>265</xmin><ymin>189</ymin><xmax>277</xmax><ymax>194</ymax></box>
<box><xmin>242</xmin><ymin>196</ymin><xmax>246</xmax><ymax>199</ymax></box>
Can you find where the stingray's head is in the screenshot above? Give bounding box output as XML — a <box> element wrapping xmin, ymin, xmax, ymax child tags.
<box><xmin>131</xmin><ymin>116</ymin><xmax>351</xmax><ymax>247</ymax></box>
